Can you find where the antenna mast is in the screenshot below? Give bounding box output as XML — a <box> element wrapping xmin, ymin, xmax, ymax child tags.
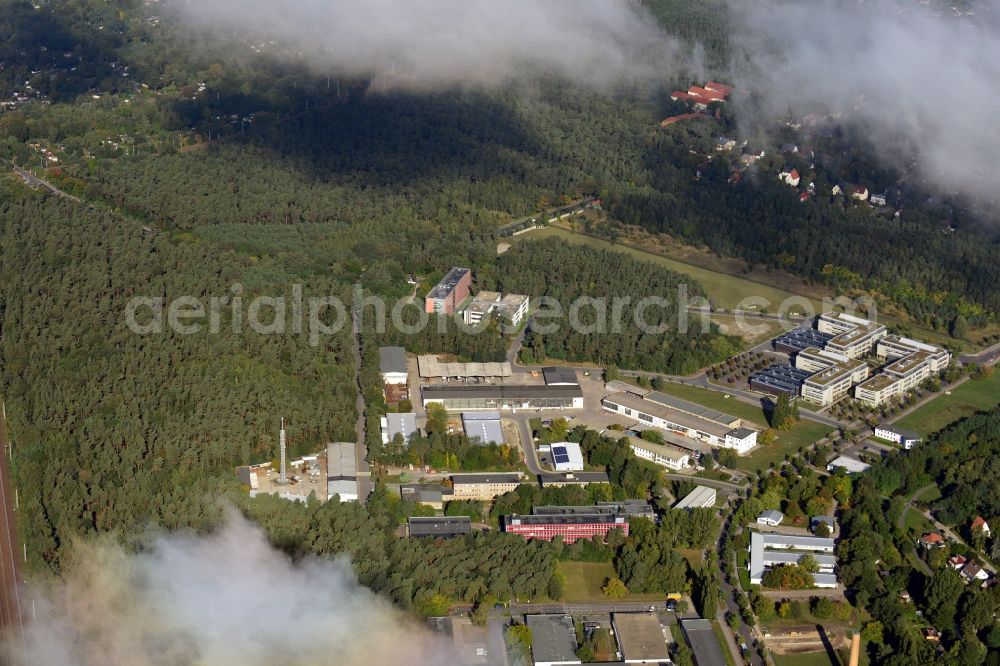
<box><xmin>278</xmin><ymin>418</ymin><xmax>287</xmax><ymax>485</ymax></box>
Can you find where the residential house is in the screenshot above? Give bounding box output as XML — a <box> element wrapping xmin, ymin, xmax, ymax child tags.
<box><xmin>852</xmin><ymin>185</ymin><xmax>870</xmax><ymax>201</ymax></box>
<box><xmin>971</xmin><ymin>516</ymin><xmax>991</xmax><ymax>537</ymax></box>
<box><xmin>919</xmin><ymin>532</ymin><xmax>945</xmax><ymax>549</ymax></box>
<box><xmin>779</xmin><ymin>166</ymin><xmax>801</xmax><ymax>187</ymax></box>
<box><xmin>949</xmin><ymin>555</ymin><xmax>968</xmax><ymax>570</ymax></box>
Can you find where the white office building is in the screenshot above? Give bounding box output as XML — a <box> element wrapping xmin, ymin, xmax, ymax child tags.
<box><xmin>749</xmin><ymin>531</ymin><xmax>837</xmax><ymax>588</ymax></box>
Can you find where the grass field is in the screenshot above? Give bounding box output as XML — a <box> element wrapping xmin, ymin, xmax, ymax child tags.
<box><xmin>895</xmin><ymin>372</ymin><xmax>1000</xmax><ymax>436</ymax></box>
<box><xmin>903</xmin><ymin>508</ymin><xmax>935</xmax><ymax>536</ymax></box>
<box><xmin>773</xmin><ymin>652</ymin><xmax>841</xmax><ymax>666</ymax></box>
<box><xmin>653</xmin><ymin>382</ymin><xmax>835</xmax><ymax>472</ymax></box>
<box><xmin>516</xmin><ymin>225</ymin><xmax>979</xmax><ymax>350</ymax></box>
<box><xmin>558</xmin><ymin>561</ymin><xmax>664</xmax><ymax>603</ymax></box>
<box><xmin>520</xmin><ymin>226</ymin><xmax>821</xmax><ymax>311</ymax></box>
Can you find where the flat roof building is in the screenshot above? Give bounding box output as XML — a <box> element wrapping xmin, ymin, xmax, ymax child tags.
<box><xmin>550</xmin><ymin>441</ymin><xmax>584</xmax><ymax>471</ymax></box>
<box><xmin>525</xmin><ymin>615</ymin><xmax>581</xmax><ymax>666</ymax></box>
<box><xmin>854</xmin><ymin>373</ymin><xmax>902</xmax><ymax>407</ymax></box>
<box><xmin>462</xmin><ymin>412</ymin><xmax>504</xmax><ymax>445</ymax></box>
<box><xmin>398</xmin><ymin>483</ymin><xmax>452</xmax><ymax>509</ymax></box>
<box><xmin>542</xmin><ymin>366</ymin><xmax>579</xmax><ymax>386</ymax></box>
<box><xmin>503</xmin><ymin>511</ymin><xmax>629</xmax><ymax>543</ymax></box>
<box><xmin>773</xmin><ymin>328</ymin><xmax>834</xmax><ymax>354</ymax></box>
<box><xmin>800</xmin><ymin>357</ymin><xmax>869</xmax><ymax>406</ymax></box>
<box><xmin>644</xmin><ymin>391</ymin><xmax>742</xmax><ymax>428</ymax></box>
<box><xmin>602</xmin><ymin>393</ymin><xmax>757</xmax><ymax>453</ymax></box>
<box><xmin>673</xmin><ymin>485</ymin><xmax>717</xmax><ymax>510</ymax></box>
<box><xmin>537</xmin><ymin>471</ymin><xmax>611</xmax><ymax>488</ymax></box>
<box><xmin>379</xmin><ymin>346</ymin><xmax>408</xmax><ymax>385</ymax></box>
<box><xmin>496</xmin><ymin>293</ymin><xmax>530</xmax><ymax>327</ymax></box>
<box><xmin>451</xmin><ymin>473</ymin><xmax>523</xmax><ymax>501</ymax></box>
<box><xmin>417</xmin><ymin>355</ymin><xmax>512</xmax><ymax>379</ymax></box>
<box><xmin>750</xmin><ymin>363</ymin><xmax>813</xmax><ymax>397</ymax></box>
<box><xmin>407</xmin><ymin>515</ymin><xmax>472</xmax><ymax>538</ymax></box>
<box><xmin>611</xmin><ymin>613</ymin><xmax>670</xmax><ymax>664</ymax></box>
<box><xmin>532</xmin><ymin>501</ymin><xmax>656</xmax><ymax>521</ymax></box>
<box><xmin>816</xmin><ymin>312</ymin><xmax>887</xmax><ymax>359</ymax></box>
<box><xmin>827</xmin><ymin>455</ymin><xmax>870</xmax><ymax>474</ymax></box>
<box><xmin>463</xmin><ymin>291</ymin><xmax>502</xmax><ymax>327</ymax></box>
<box><xmin>625</xmin><ymin>435</ymin><xmax>691</xmax><ymax>471</ymax></box>
<box><xmin>749</xmin><ymin>531</ymin><xmax>837</xmax><ymax>588</ymax></box>
<box><xmin>327</xmin><ymin>441</ymin><xmax>359</xmax><ymax>502</ymax></box>
<box><xmin>381</xmin><ymin>412</ymin><xmax>418</xmax><ymax>445</ymax></box>
<box><xmin>423</xmin><ymin>384</ymin><xmax>583</xmax><ymax>411</ymax></box>
<box><xmin>462</xmin><ymin>291</ymin><xmax>529</xmax><ymax>327</ymax></box>
<box><xmin>425</xmin><ymin>267</ymin><xmax>472</xmax><ymax>315</ymax></box>
<box><xmin>874</xmin><ymin>424</ymin><xmax>922</xmax><ymax>449</ymax></box>
<box><xmin>680</xmin><ymin>619</ymin><xmax>727</xmax><ymax>666</ymax></box>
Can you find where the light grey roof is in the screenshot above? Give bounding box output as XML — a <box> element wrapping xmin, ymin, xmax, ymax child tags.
<box><xmin>673</xmin><ymin>485</ymin><xmax>717</xmax><ymax>510</ymax></box>
<box><xmin>417</xmin><ymin>355</ymin><xmax>512</xmax><ymax>378</ymax></box>
<box><xmin>423</xmin><ymin>384</ymin><xmax>582</xmax><ymax>400</ymax></box>
<box><xmin>327</xmin><ymin>442</ymin><xmax>357</xmax><ymax>479</ymax></box>
<box><xmin>644</xmin><ymin>391</ymin><xmax>741</xmax><ymax>427</ymax></box>
<box><xmin>462</xmin><ymin>412</ymin><xmax>503</xmax><ymax>445</ymax></box>
<box><xmin>385</xmin><ymin>412</ymin><xmax>417</xmax><ymax>442</ymax></box>
<box><xmin>537</xmin><ymin>471</ymin><xmax>610</xmax><ymax>486</ymax></box>
<box><xmin>758</xmin><ymin>509</ymin><xmax>784</xmax><ymax>523</ymax></box>
<box><xmin>680</xmin><ymin>619</ymin><xmax>727</xmax><ymax>666</ymax></box>
<box><xmin>526</xmin><ymin>615</ymin><xmax>578</xmax><ymax>665</ymax></box>
<box><xmin>451</xmin><ymin>473</ymin><xmax>522</xmax><ymax>485</ymax></box>
<box><xmin>379</xmin><ymin>346</ymin><xmax>407</xmax><ymax>375</ymax></box>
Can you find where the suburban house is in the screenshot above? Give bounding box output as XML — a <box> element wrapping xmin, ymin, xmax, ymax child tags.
<box><xmin>779</xmin><ymin>166</ymin><xmax>801</xmax><ymax>187</ymax></box>
<box><xmin>919</xmin><ymin>532</ymin><xmax>946</xmax><ymax>549</ymax></box>
<box><xmin>971</xmin><ymin>516</ymin><xmax>991</xmax><ymax>537</ymax></box>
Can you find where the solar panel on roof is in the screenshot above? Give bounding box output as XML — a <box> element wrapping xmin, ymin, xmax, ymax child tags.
<box><xmin>554</xmin><ymin>452</ymin><xmax>570</xmax><ymax>463</ymax></box>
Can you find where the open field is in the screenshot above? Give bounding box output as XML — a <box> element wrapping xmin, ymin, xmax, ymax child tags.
<box><xmin>773</xmin><ymin>651</ymin><xmax>841</xmax><ymax>666</ymax></box>
<box><xmin>516</xmin><ymin>225</ymin><xmax>982</xmax><ymax>350</ymax></box>
<box><xmin>518</xmin><ymin>226</ymin><xmax>821</xmax><ymax>311</ymax></box>
<box><xmin>735</xmin><ymin>421</ymin><xmax>833</xmax><ymax>474</ymax></box>
<box><xmin>652</xmin><ymin>382</ymin><xmax>834</xmax><ymax>472</ymax></box>
<box><xmin>557</xmin><ymin>561</ymin><xmax>664</xmax><ymax>603</ymax></box>
<box><xmin>895</xmin><ymin>372</ymin><xmax>1000</xmax><ymax>436</ymax></box>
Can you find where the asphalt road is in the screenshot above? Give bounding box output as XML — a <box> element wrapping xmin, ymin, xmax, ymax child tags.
<box><xmin>12</xmin><ymin>164</ymin><xmax>80</xmax><ymax>202</ymax></box>
<box><xmin>349</xmin><ymin>305</ymin><xmax>372</xmax><ymax>502</ymax></box>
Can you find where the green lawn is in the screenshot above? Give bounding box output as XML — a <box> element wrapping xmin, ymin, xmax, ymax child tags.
<box><xmin>895</xmin><ymin>371</ymin><xmax>1000</xmax><ymax>436</ymax></box>
<box><xmin>773</xmin><ymin>652</ymin><xmax>841</xmax><ymax>666</ymax></box>
<box><xmin>651</xmin><ymin>382</ymin><xmax>834</xmax><ymax>473</ymax></box>
<box><xmin>655</xmin><ymin>382</ymin><xmax>768</xmax><ymax>426</ymax></box>
<box><xmin>516</xmin><ymin>226</ymin><xmax>966</xmax><ymax>348</ymax></box>
<box><xmin>735</xmin><ymin>421</ymin><xmax>833</xmax><ymax>474</ymax></box>
<box><xmin>557</xmin><ymin>561</ymin><xmax>665</xmax><ymax>603</ymax></box>
<box><xmin>712</xmin><ymin>621</ymin><xmax>739</xmax><ymax>666</ymax></box>
<box><xmin>519</xmin><ymin>226</ymin><xmax>821</xmax><ymax>310</ymax></box>
<box><xmin>903</xmin><ymin>508</ymin><xmax>935</xmax><ymax>536</ymax></box>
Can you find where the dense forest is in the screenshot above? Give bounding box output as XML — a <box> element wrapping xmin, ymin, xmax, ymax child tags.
<box><xmin>494</xmin><ymin>239</ymin><xmax>742</xmax><ymax>373</ymax></box>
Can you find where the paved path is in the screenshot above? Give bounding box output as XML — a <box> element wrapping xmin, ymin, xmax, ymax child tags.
<box><xmin>0</xmin><ymin>399</ymin><xmax>24</xmax><ymax>662</ymax></box>
<box><xmin>349</xmin><ymin>305</ymin><xmax>372</xmax><ymax>502</ymax></box>
<box><xmin>897</xmin><ymin>484</ymin><xmax>936</xmax><ymax>576</ymax></box>
<box><xmin>12</xmin><ymin>164</ymin><xmax>80</xmax><ymax>202</ymax></box>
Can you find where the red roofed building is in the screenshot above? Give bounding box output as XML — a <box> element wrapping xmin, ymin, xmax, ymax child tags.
<box><xmin>671</xmin><ymin>91</ymin><xmax>695</xmax><ymax>102</ymax></box>
<box><xmin>705</xmin><ymin>82</ymin><xmax>734</xmax><ymax>96</ymax></box>
<box><xmin>799</xmin><ymin>192</ymin><xmax>811</xmax><ymax>202</ymax></box>
<box><xmin>660</xmin><ymin>113</ymin><xmax>704</xmax><ymax>127</ymax></box>
<box><xmin>949</xmin><ymin>554</ymin><xmax>968</xmax><ymax>570</ymax></box>
<box><xmin>971</xmin><ymin>516</ymin><xmax>991</xmax><ymax>536</ymax></box>
<box><xmin>919</xmin><ymin>532</ymin><xmax>945</xmax><ymax>548</ymax></box>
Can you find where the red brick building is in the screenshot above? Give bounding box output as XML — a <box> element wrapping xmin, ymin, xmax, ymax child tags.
<box><xmin>502</xmin><ymin>513</ymin><xmax>629</xmax><ymax>543</ymax></box>
<box><xmin>425</xmin><ymin>267</ymin><xmax>472</xmax><ymax>315</ymax></box>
